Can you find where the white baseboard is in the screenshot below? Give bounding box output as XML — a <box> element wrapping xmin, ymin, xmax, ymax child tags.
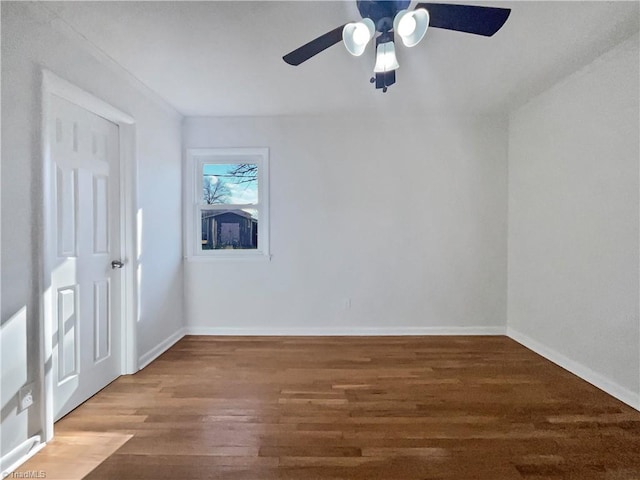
<box><xmin>137</xmin><ymin>325</ymin><xmax>504</xmax><ymax>369</ymax></box>
<box><xmin>184</xmin><ymin>325</ymin><xmax>506</xmax><ymax>336</ymax></box>
<box><xmin>138</xmin><ymin>327</ymin><xmax>185</xmax><ymax>370</ymax></box>
<box><xmin>1</xmin><ymin>436</ymin><xmax>45</xmax><ymax>478</ymax></box>
<box><xmin>507</xmin><ymin>327</ymin><xmax>640</xmax><ymax>411</ymax></box>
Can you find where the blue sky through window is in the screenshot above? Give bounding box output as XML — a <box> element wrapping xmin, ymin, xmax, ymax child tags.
<box><xmin>203</xmin><ymin>163</ymin><xmax>258</xmax><ymax>205</ymax></box>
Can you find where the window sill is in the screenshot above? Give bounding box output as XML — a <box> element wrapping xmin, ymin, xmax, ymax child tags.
<box><xmin>185</xmin><ymin>252</ymin><xmax>272</xmax><ymax>262</ymax></box>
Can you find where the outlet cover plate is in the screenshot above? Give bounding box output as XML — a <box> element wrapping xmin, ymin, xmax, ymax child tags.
<box><xmin>18</xmin><ymin>383</ymin><xmax>35</xmax><ymax>412</ymax></box>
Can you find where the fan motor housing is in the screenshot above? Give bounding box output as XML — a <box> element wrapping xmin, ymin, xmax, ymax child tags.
<box><xmin>357</xmin><ymin>0</ymin><xmax>411</xmax><ymax>32</ymax></box>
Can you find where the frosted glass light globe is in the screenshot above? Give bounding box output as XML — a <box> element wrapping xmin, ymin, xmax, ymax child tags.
<box><xmin>373</xmin><ymin>42</ymin><xmax>399</xmax><ymax>73</ymax></box>
<box><xmin>353</xmin><ymin>23</ymin><xmax>371</xmax><ymax>45</ymax></box>
<box><xmin>397</xmin><ymin>14</ymin><xmax>417</xmax><ymax>37</ymax></box>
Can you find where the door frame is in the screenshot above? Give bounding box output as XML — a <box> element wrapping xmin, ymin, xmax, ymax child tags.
<box><xmin>40</xmin><ymin>70</ymin><xmax>138</xmax><ymax>442</ymax></box>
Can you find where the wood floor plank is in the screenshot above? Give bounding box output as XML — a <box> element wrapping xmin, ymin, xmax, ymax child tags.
<box><xmin>12</xmin><ymin>336</ymin><xmax>640</xmax><ymax>479</ymax></box>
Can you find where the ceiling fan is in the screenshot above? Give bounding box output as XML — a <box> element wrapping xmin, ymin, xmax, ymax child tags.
<box><xmin>283</xmin><ymin>1</ymin><xmax>511</xmax><ymax>92</ymax></box>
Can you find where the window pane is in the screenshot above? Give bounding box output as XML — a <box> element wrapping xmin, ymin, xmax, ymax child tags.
<box><xmin>202</xmin><ymin>164</ymin><xmax>258</xmax><ymax>205</ymax></box>
<box><xmin>201</xmin><ymin>209</ymin><xmax>258</xmax><ymax>250</ymax></box>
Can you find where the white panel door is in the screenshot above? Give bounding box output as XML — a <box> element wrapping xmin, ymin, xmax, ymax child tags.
<box><xmin>50</xmin><ymin>94</ymin><xmax>122</xmax><ymax>420</ymax></box>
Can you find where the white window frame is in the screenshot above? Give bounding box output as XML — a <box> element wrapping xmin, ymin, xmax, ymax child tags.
<box><xmin>185</xmin><ymin>147</ymin><xmax>270</xmax><ymax>261</ymax></box>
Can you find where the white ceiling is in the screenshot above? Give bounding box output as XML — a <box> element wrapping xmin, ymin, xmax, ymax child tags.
<box><xmin>44</xmin><ymin>1</ymin><xmax>639</xmax><ymax>117</ymax></box>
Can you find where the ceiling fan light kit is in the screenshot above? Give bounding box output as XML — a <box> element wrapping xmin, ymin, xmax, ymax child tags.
<box><xmin>283</xmin><ymin>1</ymin><xmax>511</xmax><ymax>92</ymax></box>
<box><xmin>394</xmin><ymin>8</ymin><xmax>430</xmax><ymax>47</ymax></box>
<box><xmin>373</xmin><ymin>41</ymin><xmax>399</xmax><ymax>73</ymax></box>
<box><xmin>343</xmin><ymin>18</ymin><xmax>376</xmax><ymax>56</ymax></box>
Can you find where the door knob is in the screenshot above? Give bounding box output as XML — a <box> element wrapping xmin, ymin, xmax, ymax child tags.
<box><xmin>111</xmin><ymin>260</ymin><xmax>124</xmax><ymax>269</ymax></box>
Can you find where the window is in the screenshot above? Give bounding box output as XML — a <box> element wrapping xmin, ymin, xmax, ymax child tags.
<box><xmin>186</xmin><ymin>148</ymin><xmax>269</xmax><ymax>259</ymax></box>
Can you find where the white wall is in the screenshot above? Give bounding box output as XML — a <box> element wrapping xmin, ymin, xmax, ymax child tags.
<box><xmin>183</xmin><ymin>115</ymin><xmax>508</xmax><ymax>334</ymax></box>
<box><xmin>508</xmin><ymin>34</ymin><xmax>640</xmax><ymax>407</ymax></box>
<box><xmin>1</xmin><ymin>3</ymin><xmax>184</xmax><ymax>465</ymax></box>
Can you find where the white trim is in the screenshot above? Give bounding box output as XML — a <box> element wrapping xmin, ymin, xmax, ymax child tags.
<box><xmin>184</xmin><ymin>326</ymin><xmax>507</xmax><ymax>336</ymax></box>
<box><xmin>119</xmin><ymin>126</ymin><xmax>138</xmax><ymax>375</ymax></box>
<box><xmin>41</xmin><ymin>70</ymin><xmax>138</xmax><ymax>442</ymax></box>
<box><xmin>185</xmin><ymin>148</ymin><xmax>270</xmax><ymax>260</ymax></box>
<box><xmin>138</xmin><ymin>328</ymin><xmax>186</xmax><ymax>370</ymax></box>
<box><xmin>185</xmin><ymin>254</ymin><xmax>273</xmax><ymax>263</ymax></box>
<box><xmin>638</xmin><ymin>37</ymin><xmax>640</xmax><ymax>418</ymax></box>
<box><xmin>42</xmin><ymin>70</ymin><xmax>134</xmax><ymax>124</ymax></box>
<box><xmin>507</xmin><ymin>327</ymin><xmax>640</xmax><ymax>411</ymax></box>
<box><xmin>41</xmin><ymin>71</ymin><xmax>56</xmax><ymax>444</ymax></box>
<box><xmin>0</xmin><ymin>436</ymin><xmax>45</xmax><ymax>478</ymax></box>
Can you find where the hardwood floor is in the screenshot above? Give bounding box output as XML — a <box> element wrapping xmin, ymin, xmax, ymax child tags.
<box><xmin>15</xmin><ymin>336</ymin><xmax>640</xmax><ymax>479</ymax></box>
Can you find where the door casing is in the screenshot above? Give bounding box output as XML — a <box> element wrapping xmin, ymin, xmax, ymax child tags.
<box><xmin>40</xmin><ymin>69</ymin><xmax>138</xmax><ymax>442</ymax></box>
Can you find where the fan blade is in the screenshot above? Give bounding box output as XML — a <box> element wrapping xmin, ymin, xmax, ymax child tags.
<box><xmin>283</xmin><ymin>24</ymin><xmax>347</xmax><ymax>66</ymax></box>
<box><xmin>415</xmin><ymin>3</ymin><xmax>510</xmax><ymax>37</ymax></box>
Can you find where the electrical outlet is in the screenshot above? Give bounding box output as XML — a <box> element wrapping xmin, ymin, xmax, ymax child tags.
<box><xmin>18</xmin><ymin>383</ymin><xmax>35</xmax><ymax>412</ymax></box>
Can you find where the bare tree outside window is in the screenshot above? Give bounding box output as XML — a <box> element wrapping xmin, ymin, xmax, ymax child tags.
<box><xmin>203</xmin><ymin>177</ymin><xmax>231</xmax><ymax>204</ymax></box>
<box><xmin>228</xmin><ymin>164</ymin><xmax>257</xmax><ymax>184</ymax></box>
